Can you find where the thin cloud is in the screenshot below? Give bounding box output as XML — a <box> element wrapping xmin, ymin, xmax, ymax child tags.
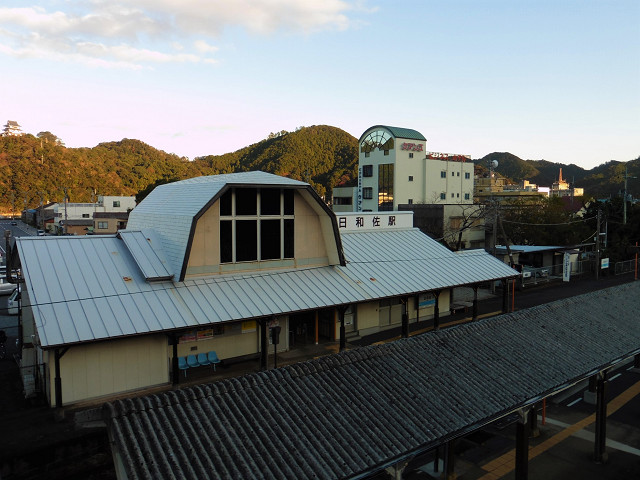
<box><xmin>0</xmin><ymin>1</ymin><xmax>364</xmax><ymax>68</ymax></box>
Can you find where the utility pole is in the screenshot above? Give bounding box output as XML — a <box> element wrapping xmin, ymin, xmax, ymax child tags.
<box><xmin>623</xmin><ymin>164</ymin><xmax>637</xmax><ymax>225</ymax></box>
<box><xmin>595</xmin><ymin>209</ymin><xmax>601</xmax><ymax>280</ymax></box>
<box><xmin>63</xmin><ymin>188</ymin><xmax>69</xmax><ymax>235</ymax></box>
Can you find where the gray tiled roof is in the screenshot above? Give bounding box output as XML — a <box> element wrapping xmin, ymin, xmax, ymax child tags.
<box><xmin>103</xmin><ymin>281</ymin><xmax>640</xmax><ymax>480</ymax></box>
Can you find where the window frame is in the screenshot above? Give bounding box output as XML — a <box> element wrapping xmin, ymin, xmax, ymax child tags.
<box><xmin>219</xmin><ymin>188</ymin><xmax>295</xmax><ymax>264</ymax></box>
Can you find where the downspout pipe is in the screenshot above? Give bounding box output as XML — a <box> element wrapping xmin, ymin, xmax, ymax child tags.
<box><xmin>54</xmin><ymin>347</ymin><xmax>70</xmax><ymax>408</ymax></box>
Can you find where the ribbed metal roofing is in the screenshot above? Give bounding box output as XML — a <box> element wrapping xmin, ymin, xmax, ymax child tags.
<box><xmin>119</xmin><ymin>230</ymin><xmax>173</xmax><ymax>281</ymax></box>
<box><xmin>103</xmin><ymin>281</ymin><xmax>640</xmax><ymax>480</ymax></box>
<box><xmin>16</xmin><ymin>228</ymin><xmax>518</xmax><ymax>349</ymax></box>
<box><xmin>126</xmin><ymin>172</ymin><xmax>309</xmax><ymax>278</ymax></box>
<box><xmin>358</xmin><ymin>125</ymin><xmax>426</xmax><ymax>142</ymax></box>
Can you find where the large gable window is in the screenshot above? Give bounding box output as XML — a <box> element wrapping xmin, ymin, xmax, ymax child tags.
<box><xmin>220</xmin><ymin>188</ymin><xmax>294</xmax><ymax>263</ymax></box>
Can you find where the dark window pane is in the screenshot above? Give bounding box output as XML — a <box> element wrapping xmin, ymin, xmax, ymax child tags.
<box><xmin>261</xmin><ymin>219</ymin><xmax>280</xmax><ymax>260</ymax></box>
<box><xmin>260</xmin><ymin>189</ymin><xmax>280</xmax><ymax>215</ymax></box>
<box><xmin>283</xmin><ymin>190</ymin><xmax>294</xmax><ymax>215</ymax></box>
<box><xmin>236</xmin><ymin>188</ymin><xmax>257</xmax><ymax>215</ymax></box>
<box><xmin>284</xmin><ymin>219</ymin><xmax>294</xmax><ymax>258</ymax></box>
<box><xmin>220</xmin><ymin>190</ymin><xmax>232</xmax><ymax>216</ymax></box>
<box><xmin>220</xmin><ymin>220</ymin><xmax>232</xmax><ymax>263</ymax></box>
<box><xmin>236</xmin><ymin>220</ymin><xmax>257</xmax><ymax>261</ymax></box>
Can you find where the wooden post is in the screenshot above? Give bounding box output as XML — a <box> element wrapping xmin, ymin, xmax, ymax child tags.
<box><xmin>515</xmin><ymin>409</ymin><xmax>530</xmax><ymax>480</ymax></box>
<box><xmin>593</xmin><ymin>371</ymin><xmax>609</xmax><ymax>464</ymax></box>
<box><xmin>472</xmin><ymin>285</ymin><xmax>479</xmax><ymax>320</ymax></box>
<box><xmin>260</xmin><ymin>318</ymin><xmax>268</xmax><ymax>370</ymax></box>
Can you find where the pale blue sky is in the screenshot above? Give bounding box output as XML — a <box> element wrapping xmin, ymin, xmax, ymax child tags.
<box><xmin>1</xmin><ymin>1</ymin><xmax>638</xmax><ymax>169</ymax></box>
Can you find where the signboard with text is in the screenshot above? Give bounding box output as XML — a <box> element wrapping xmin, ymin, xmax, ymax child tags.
<box><xmin>336</xmin><ymin>212</ymin><xmax>413</xmax><ymax>232</ymax></box>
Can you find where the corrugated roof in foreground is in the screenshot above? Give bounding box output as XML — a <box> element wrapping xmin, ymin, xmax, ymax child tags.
<box><xmin>16</xmin><ymin>228</ymin><xmax>518</xmax><ymax>348</ymax></box>
<box><xmin>103</xmin><ymin>281</ymin><xmax>640</xmax><ymax>480</ymax></box>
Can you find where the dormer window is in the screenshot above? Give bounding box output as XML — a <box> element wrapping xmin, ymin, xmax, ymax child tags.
<box><xmin>220</xmin><ymin>188</ymin><xmax>294</xmax><ymax>263</ymax></box>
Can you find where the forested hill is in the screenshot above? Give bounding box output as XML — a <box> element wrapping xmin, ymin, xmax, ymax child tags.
<box><xmin>0</xmin><ymin>125</ymin><xmax>359</xmax><ymax>213</ymax></box>
<box><xmin>0</xmin><ymin>125</ymin><xmax>637</xmax><ymax>214</ymax></box>
<box><xmin>194</xmin><ymin>125</ymin><xmax>359</xmax><ymax>198</ymax></box>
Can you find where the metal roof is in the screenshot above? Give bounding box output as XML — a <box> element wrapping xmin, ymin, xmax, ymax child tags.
<box><xmin>126</xmin><ymin>172</ymin><xmax>309</xmax><ymax>279</ymax></box>
<box><xmin>495</xmin><ymin>245</ymin><xmax>564</xmax><ymax>254</ymax></box>
<box><xmin>16</xmin><ymin>228</ymin><xmax>518</xmax><ymax>349</ymax></box>
<box><xmin>103</xmin><ymin>281</ymin><xmax>640</xmax><ymax>480</ymax></box>
<box><xmin>118</xmin><ymin>230</ymin><xmax>173</xmax><ymax>281</ymax></box>
<box><xmin>358</xmin><ymin>125</ymin><xmax>426</xmax><ymax>142</ymax></box>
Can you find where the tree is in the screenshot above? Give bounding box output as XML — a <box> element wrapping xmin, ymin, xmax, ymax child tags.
<box><xmin>37</xmin><ymin>131</ymin><xmax>64</xmax><ymax>146</ymax></box>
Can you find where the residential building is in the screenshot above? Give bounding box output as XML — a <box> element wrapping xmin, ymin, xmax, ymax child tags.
<box><xmin>12</xmin><ymin>172</ymin><xmax>517</xmax><ymax>407</ymax></box>
<box><xmin>92</xmin><ymin>211</ymin><xmax>130</xmax><ymax>234</ymax></box>
<box><xmin>51</xmin><ymin>195</ymin><xmax>135</xmax><ymax>234</ymax></box>
<box><xmin>2</xmin><ymin>120</ymin><xmax>24</xmax><ymax>137</ymax></box>
<box><xmin>357</xmin><ymin>126</ymin><xmax>474</xmax><ymax>212</ymax></box>
<box><xmin>331</xmin><ymin>186</ymin><xmax>357</xmax><ymax>212</ymax></box>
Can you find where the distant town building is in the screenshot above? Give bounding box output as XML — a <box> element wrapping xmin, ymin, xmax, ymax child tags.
<box><xmin>474</xmin><ymin>175</ymin><xmax>549</xmax><ymax>203</ymax></box>
<box><xmin>550</xmin><ymin>168</ymin><xmax>584</xmax><ymax>197</ymax></box>
<box><xmin>2</xmin><ymin>120</ymin><xmax>24</xmax><ymax>137</ymax></box>
<box><xmin>51</xmin><ymin>195</ymin><xmax>136</xmax><ymax>234</ymax></box>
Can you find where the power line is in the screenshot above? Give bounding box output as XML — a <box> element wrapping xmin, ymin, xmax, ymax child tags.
<box><xmin>501</xmin><ymin>215</ymin><xmax>596</xmax><ymax>227</ymax></box>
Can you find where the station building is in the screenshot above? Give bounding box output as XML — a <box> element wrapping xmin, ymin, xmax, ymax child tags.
<box><xmin>13</xmin><ymin>171</ymin><xmax>517</xmax><ymax>407</ymax></box>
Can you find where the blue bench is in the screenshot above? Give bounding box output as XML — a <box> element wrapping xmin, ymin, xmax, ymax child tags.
<box><xmin>178</xmin><ymin>351</ymin><xmax>221</xmax><ymax>376</ymax></box>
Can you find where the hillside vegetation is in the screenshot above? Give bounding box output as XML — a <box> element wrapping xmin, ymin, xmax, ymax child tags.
<box><xmin>0</xmin><ymin>126</ymin><xmax>358</xmax><ymax>213</ymax></box>
<box><xmin>0</xmin><ymin>125</ymin><xmax>637</xmax><ymax>214</ymax></box>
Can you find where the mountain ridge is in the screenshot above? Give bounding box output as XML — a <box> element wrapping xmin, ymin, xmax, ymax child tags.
<box><xmin>0</xmin><ymin>125</ymin><xmax>638</xmax><ymax>213</ymax></box>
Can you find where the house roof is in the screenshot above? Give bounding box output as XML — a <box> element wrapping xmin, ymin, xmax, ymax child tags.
<box><xmin>358</xmin><ymin>125</ymin><xmax>426</xmax><ymax>142</ymax></box>
<box><xmin>495</xmin><ymin>245</ymin><xmax>568</xmax><ymax>254</ymax></box>
<box><xmin>126</xmin><ymin>172</ymin><xmax>325</xmax><ymax>280</ymax></box>
<box><xmin>16</xmin><ymin>228</ymin><xmax>518</xmax><ymax>349</ymax></box>
<box><xmin>103</xmin><ymin>281</ymin><xmax>640</xmax><ymax>480</ymax></box>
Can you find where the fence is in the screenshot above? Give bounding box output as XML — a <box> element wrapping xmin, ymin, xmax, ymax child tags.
<box><xmin>615</xmin><ymin>259</ymin><xmax>638</xmax><ymax>276</ymax></box>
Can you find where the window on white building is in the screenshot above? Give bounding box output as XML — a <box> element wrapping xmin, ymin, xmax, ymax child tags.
<box><xmin>363</xmin><ymin>187</ymin><xmax>373</xmax><ymax>199</ymax></box>
<box><xmin>440</xmin><ymin>192</ymin><xmax>446</xmax><ymax>200</ymax></box>
<box><xmin>408</xmin><ymin>176</ymin><xmax>413</xmax><ymax>182</ymax></box>
<box><xmin>465</xmin><ymin>172</ymin><xmax>470</xmax><ymax>179</ymax></box>
<box><xmin>409</xmin><ymin>153</ymin><xmax>414</xmax><ymax>158</ymax></box>
<box><xmin>441</xmin><ymin>171</ymin><xmax>447</xmax><ymax>178</ymax></box>
<box><xmin>97</xmin><ymin>221</ymin><xmax>108</xmax><ymax>229</ymax></box>
<box><xmin>362</xmin><ymin>165</ymin><xmax>373</xmax><ymax>177</ymax></box>
<box><xmin>408</xmin><ymin>199</ymin><xmax>413</xmax><ymax>204</ymax></box>
<box><xmin>113</xmin><ymin>201</ymin><xmax>120</xmax><ymax>208</ymax></box>
<box><xmin>82</xmin><ymin>214</ymin><xmax>90</xmax><ymax>218</ymax></box>
<box><xmin>465</xmin><ymin>193</ymin><xmax>470</xmax><ymax>200</ymax></box>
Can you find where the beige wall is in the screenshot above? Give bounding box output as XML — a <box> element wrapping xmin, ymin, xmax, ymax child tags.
<box><xmin>185</xmin><ymin>191</ymin><xmax>330</xmax><ymax>277</ymax></box>
<box><xmin>47</xmin><ymin>335</ymin><xmax>168</xmax><ymax>406</ymax></box>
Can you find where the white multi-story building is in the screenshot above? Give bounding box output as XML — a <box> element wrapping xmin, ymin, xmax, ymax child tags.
<box><xmin>357</xmin><ymin>125</ymin><xmax>474</xmax><ymax>211</ymax></box>
<box><xmin>50</xmin><ymin>195</ymin><xmax>136</xmax><ymax>233</ymax></box>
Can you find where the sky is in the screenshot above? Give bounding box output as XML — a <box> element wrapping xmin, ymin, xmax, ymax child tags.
<box><xmin>1</xmin><ymin>0</ymin><xmax>639</xmax><ymax>169</ymax></box>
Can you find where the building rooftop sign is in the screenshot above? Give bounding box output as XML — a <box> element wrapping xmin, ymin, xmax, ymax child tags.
<box><xmin>336</xmin><ymin>211</ymin><xmax>413</xmax><ymax>232</ymax></box>
<box><xmin>426</xmin><ymin>151</ymin><xmax>471</xmax><ymax>162</ymax></box>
